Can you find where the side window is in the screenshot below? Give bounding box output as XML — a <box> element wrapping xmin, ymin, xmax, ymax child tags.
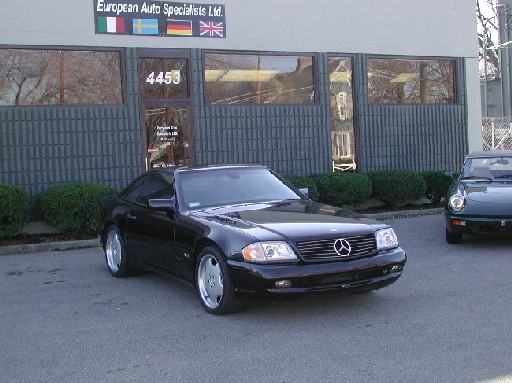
<box><xmin>137</xmin><ymin>173</ymin><xmax>174</xmax><ymax>205</ymax></box>
<box><xmin>119</xmin><ymin>176</ymin><xmax>147</xmax><ymax>203</ymax></box>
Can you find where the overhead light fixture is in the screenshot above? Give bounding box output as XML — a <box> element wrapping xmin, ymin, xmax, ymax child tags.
<box><xmin>389</xmin><ymin>73</ymin><xmax>415</xmax><ymax>83</ymax></box>
<box><xmin>205</xmin><ymin>69</ymin><xmax>280</xmax><ymax>82</ymax></box>
<box><xmin>329</xmin><ymin>72</ymin><xmax>350</xmax><ymax>82</ymax></box>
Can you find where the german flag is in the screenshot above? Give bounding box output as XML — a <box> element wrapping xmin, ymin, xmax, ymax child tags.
<box><xmin>167</xmin><ymin>19</ymin><xmax>193</xmax><ymax>36</ymax></box>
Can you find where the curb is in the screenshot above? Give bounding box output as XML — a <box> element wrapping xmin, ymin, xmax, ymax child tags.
<box><xmin>0</xmin><ymin>238</ymin><xmax>101</xmax><ymax>256</ymax></box>
<box><xmin>0</xmin><ymin>208</ymin><xmax>444</xmax><ymax>256</ymax></box>
<box><xmin>362</xmin><ymin>207</ymin><xmax>444</xmax><ymax>220</ymax></box>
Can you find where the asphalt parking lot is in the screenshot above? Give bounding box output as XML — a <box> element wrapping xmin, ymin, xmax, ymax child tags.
<box><xmin>1</xmin><ymin>213</ymin><xmax>512</xmax><ymax>383</ymax></box>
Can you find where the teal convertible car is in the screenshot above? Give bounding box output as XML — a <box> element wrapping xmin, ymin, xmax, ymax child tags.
<box><xmin>445</xmin><ymin>150</ymin><xmax>512</xmax><ymax>244</ymax></box>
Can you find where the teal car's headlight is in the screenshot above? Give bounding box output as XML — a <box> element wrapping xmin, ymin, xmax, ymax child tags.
<box><xmin>449</xmin><ymin>194</ymin><xmax>465</xmax><ymax>211</ymax></box>
<box><xmin>376</xmin><ymin>228</ymin><xmax>399</xmax><ymax>251</ymax></box>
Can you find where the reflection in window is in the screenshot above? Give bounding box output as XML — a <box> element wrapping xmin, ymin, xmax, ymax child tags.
<box><xmin>329</xmin><ymin>57</ymin><xmax>356</xmax><ymax>172</ymax></box>
<box><xmin>0</xmin><ymin>49</ymin><xmax>122</xmax><ymax>106</ymax></box>
<box><xmin>367</xmin><ymin>58</ymin><xmax>455</xmax><ymax>104</ymax></box>
<box><xmin>204</xmin><ymin>53</ymin><xmax>315</xmax><ymax>104</ymax></box>
<box><xmin>146</xmin><ymin>107</ymin><xmax>190</xmax><ymax>169</ymax></box>
<box><xmin>139</xmin><ymin>58</ymin><xmax>189</xmax><ymax>99</ymax></box>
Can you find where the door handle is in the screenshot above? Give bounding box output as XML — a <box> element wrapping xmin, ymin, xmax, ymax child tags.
<box><xmin>127</xmin><ymin>212</ymin><xmax>137</xmax><ymax>221</ymax></box>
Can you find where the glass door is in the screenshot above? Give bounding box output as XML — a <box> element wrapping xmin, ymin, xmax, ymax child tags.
<box><xmin>144</xmin><ymin>105</ymin><xmax>191</xmax><ymax>170</ymax></box>
<box><xmin>138</xmin><ymin>49</ymin><xmax>192</xmax><ymax>171</ymax></box>
<box><xmin>328</xmin><ymin>56</ymin><xmax>356</xmax><ymax>172</ymax></box>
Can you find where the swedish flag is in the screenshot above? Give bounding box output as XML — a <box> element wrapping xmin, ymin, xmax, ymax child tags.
<box><xmin>132</xmin><ymin>19</ymin><xmax>159</xmax><ymax>35</ymax></box>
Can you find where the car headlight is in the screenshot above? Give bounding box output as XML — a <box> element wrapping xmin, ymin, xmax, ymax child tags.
<box><xmin>448</xmin><ymin>194</ymin><xmax>465</xmax><ymax>211</ymax></box>
<box><xmin>242</xmin><ymin>242</ymin><xmax>298</xmax><ymax>263</ymax></box>
<box><xmin>376</xmin><ymin>228</ymin><xmax>399</xmax><ymax>251</ymax></box>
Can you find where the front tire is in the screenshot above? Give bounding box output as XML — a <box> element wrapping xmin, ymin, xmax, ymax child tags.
<box><xmin>104</xmin><ymin>225</ymin><xmax>138</xmax><ymax>277</ymax></box>
<box><xmin>446</xmin><ymin>228</ymin><xmax>463</xmax><ymax>244</ymax></box>
<box><xmin>195</xmin><ymin>246</ymin><xmax>240</xmax><ymax>315</ymax></box>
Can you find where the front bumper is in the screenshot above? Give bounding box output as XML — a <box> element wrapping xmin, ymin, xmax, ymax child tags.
<box><xmin>227</xmin><ymin>247</ymin><xmax>406</xmax><ymax>294</ymax></box>
<box><xmin>445</xmin><ymin>213</ymin><xmax>512</xmax><ymax>235</ymax></box>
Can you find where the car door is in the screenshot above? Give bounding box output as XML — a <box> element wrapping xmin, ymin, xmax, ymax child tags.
<box><xmin>125</xmin><ymin>172</ymin><xmax>177</xmax><ymax>271</ymax></box>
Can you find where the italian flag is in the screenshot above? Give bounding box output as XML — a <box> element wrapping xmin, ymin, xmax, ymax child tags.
<box><xmin>97</xmin><ymin>17</ymin><xmax>125</xmax><ymax>33</ymax></box>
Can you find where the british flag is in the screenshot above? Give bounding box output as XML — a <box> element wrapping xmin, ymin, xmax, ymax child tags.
<box><xmin>199</xmin><ymin>21</ymin><xmax>224</xmax><ymax>38</ymax></box>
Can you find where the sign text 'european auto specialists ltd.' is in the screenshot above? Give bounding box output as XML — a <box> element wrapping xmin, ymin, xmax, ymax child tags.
<box><xmin>94</xmin><ymin>0</ymin><xmax>226</xmax><ymax>38</ymax></box>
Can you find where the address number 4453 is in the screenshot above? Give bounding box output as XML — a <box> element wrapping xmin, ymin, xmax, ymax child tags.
<box><xmin>146</xmin><ymin>71</ymin><xmax>181</xmax><ymax>85</ymax></box>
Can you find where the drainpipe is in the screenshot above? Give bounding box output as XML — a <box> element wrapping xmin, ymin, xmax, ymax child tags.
<box><xmin>497</xmin><ymin>3</ymin><xmax>507</xmax><ymax>116</ymax></box>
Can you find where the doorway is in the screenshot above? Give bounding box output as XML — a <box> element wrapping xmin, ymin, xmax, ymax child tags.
<box><xmin>138</xmin><ymin>49</ymin><xmax>193</xmax><ymax>171</ymax></box>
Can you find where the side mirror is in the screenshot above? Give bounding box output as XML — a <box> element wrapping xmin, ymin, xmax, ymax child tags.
<box><xmin>148</xmin><ymin>198</ymin><xmax>175</xmax><ymax>212</ymax></box>
<box><xmin>299</xmin><ymin>188</ymin><xmax>309</xmax><ymax>198</ymax></box>
<box><xmin>443</xmin><ymin>172</ymin><xmax>454</xmax><ymax>179</ymax></box>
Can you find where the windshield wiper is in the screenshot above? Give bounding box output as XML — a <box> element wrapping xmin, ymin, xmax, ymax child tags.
<box><xmin>494</xmin><ymin>174</ymin><xmax>512</xmax><ymax>179</ymax></box>
<box><xmin>461</xmin><ymin>176</ymin><xmax>493</xmax><ymax>181</ymax></box>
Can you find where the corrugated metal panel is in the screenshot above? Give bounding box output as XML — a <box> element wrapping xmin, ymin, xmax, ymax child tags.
<box><xmin>355</xmin><ymin>56</ymin><xmax>468</xmax><ymax>173</ymax></box>
<box><xmin>0</xmin><ymin>48</ymin><xmax>142</xmax><ymax>218</ymax></box>
<box><xmin>190</xmin><ymin>51</ymin><xmax>331</xmax><ymax>176</ymax></box>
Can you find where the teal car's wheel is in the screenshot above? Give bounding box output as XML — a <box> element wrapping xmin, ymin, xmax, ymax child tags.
<box><xmin>445</xmin><ymin>228</ymin><xmax>462</xmax><ymax>244</ymax></box>
<box><xmin>196</xmin><ymin>246</ymin><xmax>240</xmax><ymax>315</ymax></box>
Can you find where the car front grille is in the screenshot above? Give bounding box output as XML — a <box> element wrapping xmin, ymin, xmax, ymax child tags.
<box><xmin>296</xmin><ymin>234</ymin><xmax>377</xmax><ymax>261</ymax></box>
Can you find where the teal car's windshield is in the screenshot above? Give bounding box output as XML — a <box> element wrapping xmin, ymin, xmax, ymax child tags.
<box><xmin>462</xmin><ymin>156</ymin><xmax>512</xmax><ymax>180</ymax></box>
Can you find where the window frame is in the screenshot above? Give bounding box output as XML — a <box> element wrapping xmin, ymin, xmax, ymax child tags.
<box><xmin>136</xmin><ymin>48</ymin><xmax>192</xmax><ymax>104</ymax></box>
<box><xmin>202</xmin><ymin>49</ymin><xmax>319</xmax><ymax>106</ymax></box>
<box><xmin>0</xmin><ymin>45</ymin><xmax>127</xmax><ymax>108</ymax></box>
<box><xmin>327</xmin><ymin>53</ymin><xmax>358</xmax><ymax>172</ymax></box>
<box><xmin>365</xmin><ymin>55</ymin><xmax>458</xmax><ymax>105</ymax></box>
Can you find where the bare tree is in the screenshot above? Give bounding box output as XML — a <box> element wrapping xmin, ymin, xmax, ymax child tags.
<box><xmin>477</xmin><ymin>0</ymin><xmax>500</xmax><ymax>77</ymax></box>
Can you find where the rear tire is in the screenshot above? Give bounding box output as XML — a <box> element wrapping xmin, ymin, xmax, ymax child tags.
<box><xmin>195</xmin><ymin>246</ymin><xmax>241</xmax><ymax>315</ymax></box>
<box><xmin>104</xmin><ymin>225</ymin><xmax>138</xmax><ymax>277</ymax></box>
<box><xmin>446</xmin><ymin>228</ymin><xmax>463</xmax><ymax>244</ymax></box>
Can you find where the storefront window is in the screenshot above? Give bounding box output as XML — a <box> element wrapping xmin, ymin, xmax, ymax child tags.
<box><xmin>139</xmin><ymin>58</ymin><xmax>189</xmax><ymax>99</ymax></box>
<box><xmin>367</xmin><ymin>58</ymin><xmax>455</xmax><ymax>104</ymax></box>
<box><xmin>0</xmin><ymin>49</ymin><xmax>122</xmax><ymax>106</ymax></box>
<box><xmin>204</xmin><ymin>53</ymin><xmax>315</xmax><ymax>104</ymax></box>
<box><xmin>329</xmin><ymin>57</ymin><xmax>356</xmax><ymax>172</ymax></box>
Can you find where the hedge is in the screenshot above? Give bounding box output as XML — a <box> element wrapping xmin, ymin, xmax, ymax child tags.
<box><xmin>0</xmin><ymin>185</ymin><xmax>30</xmax><ymax>239</ymax></box>
<box><xmin>310</xmin><ymin>172</ymin><xmax>372</xmax><ymax>206</ymax></box>
<box><xmin>281</xmin><ymin>174</ymin><xmax>320</xmax><ymax>201</ymax></box>
<box><xmin>421</xmin><ymin>170</ymin><xmax>454</xmax><ymax>204</ymax></box>
<box><xmin>366</xmin><ymin>170</ymin><xmax>427</xmax><ymax>207</ymax></box>
<box><xmin>37</xmin><ymin>183</ymin><xmax>117</xmax><ymax>237</ymax></box>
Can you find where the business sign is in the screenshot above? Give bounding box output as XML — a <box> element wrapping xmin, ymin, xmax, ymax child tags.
<box><xmin>94</xmin><ymin>1</ymin><xmax>226</xmax><ymax>38</ymax></box>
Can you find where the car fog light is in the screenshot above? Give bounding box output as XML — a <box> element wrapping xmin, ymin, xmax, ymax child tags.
<box><xmin>452</xmin><ymin>220</ymin><xmax>466</xmax><ymax>226</ymax></box>
<box><xmin>275</xmin><ymin>280</ymin><xmax>291</xmax><ymax>288</ymax></box>
<box><xmin>390</xmin><ymin>265</ymin><xmax>402</xmax><ymax>273</ymax></box>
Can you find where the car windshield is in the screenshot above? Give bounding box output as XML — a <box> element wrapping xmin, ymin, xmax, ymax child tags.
<box><xmin>178</xmin><ymin>167</ymin><xmax>301</xmax><ymax>210</ymax></box>
<box><xmin>462</xmin><ymin>156</ymin><xmax>512</xmax><ymax>180</ymax></box>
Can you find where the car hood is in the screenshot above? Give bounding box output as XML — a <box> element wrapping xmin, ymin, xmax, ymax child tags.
<box><xmin>461</xmin><ymin>181</ymin><xmax>512</xmax><ymax>202</ymax></box>
<box><xmin>191</xmin><ymin>200</ymin><xmax>385</xmax><ymax>243</ymax></box>
<box><xmin>454</xmin><ymin>181</ymin><xmax>512</xmax><ymax>215</ymax></box>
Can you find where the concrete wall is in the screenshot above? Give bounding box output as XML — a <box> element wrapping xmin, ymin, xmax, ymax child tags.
<box><xmin>0</xmin><ymin>0</ymin><xmax>477</xmax><ymax>57</ymax></box>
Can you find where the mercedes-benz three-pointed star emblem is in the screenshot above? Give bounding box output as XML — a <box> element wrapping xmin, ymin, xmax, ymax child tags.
<box><xmin>333</xmin><ymin>238</ymin><xmax>351</xmax><ymax>257</ymax></box>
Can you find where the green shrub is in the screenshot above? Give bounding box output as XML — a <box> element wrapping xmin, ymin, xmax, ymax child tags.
<box><xmin>37</xmin><ymin>183</ymin><xmax>117</xmax><ymax>237</ymax></box>
<box><xmin>0</xmin><ymin>185</ymin><xmax>30</xmax><ymax>239</ymax></box>
<box><xmin>366</xmin><ymin>170</ymin><xmax>427</xmax><ymax>207</ymax></box>
<box><xmin>421</xmin><ymin>170</ymin><xmax>454</xmax><ymax>204</ymax></box>
<box><xmin>310</xmin><ymin>173</ymin><xmax>372</xmax><ymax>206</ymax></box>
<box><xmin>281</xmin><ymin>174</ymin><xmax>319</xmax><ymax>201</ymax></box>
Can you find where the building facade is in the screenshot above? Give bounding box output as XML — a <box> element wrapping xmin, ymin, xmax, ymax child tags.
<box><xmin>0</xmin><ymin>0</ymin><xmax>481</xmax><ymax>214</ymax></box>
